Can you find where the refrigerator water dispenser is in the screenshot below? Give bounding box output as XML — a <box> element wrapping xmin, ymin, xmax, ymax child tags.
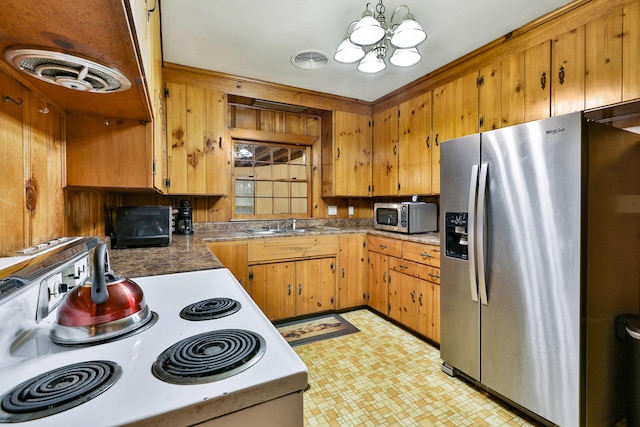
<box><xmin>445</xmin><ymin>212</ymin><xmax>468</xmax><ymax>260</ymax></box>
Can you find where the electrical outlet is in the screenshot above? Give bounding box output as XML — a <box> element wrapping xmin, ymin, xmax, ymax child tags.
<box><xmin>328</xmin><ymin>205</ymin><xmax>337</xmax><ymax>216</ymax></box>
<box><xmin>348</xmin><ymin>206</ymin><xmax>354</xmax><ymax>215</ymax></box>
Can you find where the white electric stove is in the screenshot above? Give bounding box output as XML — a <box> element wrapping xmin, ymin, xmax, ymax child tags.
<box><xmin>0</xmin><ymin>238</ymin><xmax>308</xmax><ymax>426</ymax></box>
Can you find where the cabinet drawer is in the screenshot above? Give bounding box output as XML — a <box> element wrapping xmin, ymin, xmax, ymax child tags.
<box><xmin>418</xmin><ymin>264</ymin><xmax>440</xmax><ymax>284</ymax></box>
<box><xmin>402</xmin><ymin>241</ymin><xmax>441</xmax><ymax>267</ymax></box>
<box><xmin>367</xmin><ymin>236</ymin><xmax>402</xmax><ymax>258</ymax></box>
<box><xmin>389</xmin><ymin>257</ymin><xmax>418</xmax><ymax>277</ymax></box>
<box><xmin>247</xmin><ymin>235</ymin><xmax>339</xmax><ymax>263</ymax></box>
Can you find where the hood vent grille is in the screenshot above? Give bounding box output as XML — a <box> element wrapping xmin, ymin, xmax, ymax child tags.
<box><xmin>5</xmin><ymin>48</ymin><xmax>131</xmax><ymax>93</ymax></box>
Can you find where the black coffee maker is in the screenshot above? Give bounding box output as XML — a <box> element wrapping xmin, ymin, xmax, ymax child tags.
<box><xmin>174</xmin><ymin>200</ymin><xmax>194</xmax><ymax>235</ymax></box>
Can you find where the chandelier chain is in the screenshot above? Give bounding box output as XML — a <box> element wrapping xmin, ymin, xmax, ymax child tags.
<box><xmin>375</xmin><ymin>0</ymin><xmax>386</xmax><ymax>23</ymax></box>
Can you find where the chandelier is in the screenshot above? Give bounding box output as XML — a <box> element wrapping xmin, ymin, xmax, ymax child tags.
<box><xmin>334</xmin><ymin>0</ymin><xmax>427</xmax><ymax>73</ymax></box>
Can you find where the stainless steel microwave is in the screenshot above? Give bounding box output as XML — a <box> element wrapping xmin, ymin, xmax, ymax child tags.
<box><xmin>374</xmin><ymin>202</ymin><xmax>437</xmax><ymax>234</ymax></box>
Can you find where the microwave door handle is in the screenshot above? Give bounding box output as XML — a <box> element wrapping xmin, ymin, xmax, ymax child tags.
<box><xmin>467</xmin><ymin>164</ymin><xmax>479</xmax><ymax>303</ymax></box>
<box><xmin>477</xmin><ymin>163</ymin><xmax>489</xmax><ymax>305</ymax></box>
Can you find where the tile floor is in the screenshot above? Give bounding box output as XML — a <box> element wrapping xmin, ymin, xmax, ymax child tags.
<box><xmin>293</xmin><ymin>309</ymin><xmax>543</xmax><ymax>427</ymax></box>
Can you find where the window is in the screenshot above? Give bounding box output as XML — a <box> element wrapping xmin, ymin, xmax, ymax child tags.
<box><xmin>233</xmin><ymin>141</ymin><xmax>310</xmax><ymax>218</ymax></box>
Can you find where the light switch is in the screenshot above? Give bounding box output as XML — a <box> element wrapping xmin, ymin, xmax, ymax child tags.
<box><xmin>348</xmin><ymin>206</ymin><xmax>354</xmax><ymax>215</ymax></box>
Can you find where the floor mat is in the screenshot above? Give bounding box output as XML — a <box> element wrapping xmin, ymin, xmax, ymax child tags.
<box><xmin>275</xmin><ymin>313</ymin><xmax>360</xmax><ymax>346</ymax></box>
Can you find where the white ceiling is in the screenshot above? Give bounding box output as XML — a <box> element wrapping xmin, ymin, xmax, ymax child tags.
<box><xmin>161</xmin><ymin>0</ymin><xmax>572</xmax><ymax>103</ymax></box>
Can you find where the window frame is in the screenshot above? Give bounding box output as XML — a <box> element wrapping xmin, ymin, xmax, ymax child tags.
<box><xmin>232</xmin><ymin>139</ymin><xmax>312</xmax><ymax>220</ymax></box>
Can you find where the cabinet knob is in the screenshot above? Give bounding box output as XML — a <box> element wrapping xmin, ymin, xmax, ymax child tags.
<box><xmin>411</xmin><ymin>290</ymin><xmax>416</xmax><ymax>302</ymax></box>
<box><xmin>558</xmin><ymin>66</ymin><xmax>565</xmax><ymax>85</ymax></box>
<box><xmin>426</xmin><ymin>136</ymin><xmax>430</xmax><ymax>148</ymax></box>
<box><xmin>288</xmin><ymin>284</ymin><xmax>292</xmax><ymax>296</ymax></box>
<box><xmin>419</xmin><ymin>292</ymin><xmax>423</xmax><ymax>306</ymax></box>
<box><xmin>298</xmin><ymin>283</ymin><xmax>302</xmax><ymax>295</ymax></box>
<box><xmin>540</xmin><ymin>71</ymin><xmax>547</xmax><ymax>90</ymax></box>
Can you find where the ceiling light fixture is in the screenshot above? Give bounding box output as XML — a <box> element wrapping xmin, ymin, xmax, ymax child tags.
<box><xmin>334</xmin><ymin>0</ymin><xmax>427</xmax><ymax>74</ymax></box>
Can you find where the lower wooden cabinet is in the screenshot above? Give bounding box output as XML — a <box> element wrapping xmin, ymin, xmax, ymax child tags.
<box><xmin>250</xmin><ymin>258</ymin><xmax>336</xmax><ymax>321</ymax></box>
<box><xmin>338</xmin><ymin>234</ymin><xmax>368</xmax><ymax>309</ymax></box>
<box><xmin>207</xmin><ymin>241</ymin><xmax>248</xmax><ymax>292</ymax></box>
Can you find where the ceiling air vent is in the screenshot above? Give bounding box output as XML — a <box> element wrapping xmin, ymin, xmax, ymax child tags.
<box><xmin>4</xmin><ymin>48</ymin><xmax>131</xmax><ymax>93</ymax></box>
<box><xmin>291</xmin><ymin>50</ymin><xmax>329</xmax><ymax>70</ymax></box>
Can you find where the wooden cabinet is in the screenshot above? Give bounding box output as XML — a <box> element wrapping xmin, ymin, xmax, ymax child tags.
<box><xmin>66</xmin><ymin>114</ymin><xmax>154</xmax><ymax>189</ymax></box>
<box><xmin>164</xmin><ymin>81</ymin><xmax>230</xmax><ymax>195</ymax></box>
<box><xmin>369</xmin><ymin>236</ymin><xmax>441</xmax><ymax>343</ymax></box>
<box><xmin>338</xmin><ymin>234</ymin><xmax>368</xmax><ymax>309</ymax></box>
<box><xmin>321</xmin><ymin>111</ymin><xmax>372</xmax><ymax>197</ymax></box>
<box><xmin>372</xmin><ymin>106</ymin><xmax>399</xmax><ymax>196</ymax></box>
<box><xmin>372</xmin><ymin>92</ymin><xmax>434</xmax><ymax>196</ymax></box>
<box><xmin>367</xmin><ymin>235</ymin><xmax>402</xmax><ymax>315</ymax></box>
<box><xmin>586</xmin><ymin>9</ymin><xmax>624</xmax><ymax>109</ymax></box>
<box><xmin>207</xmin><ymin>241</ymin><xmax>249</xmax><ymax>293</ymax></box>
<box><xmin>623</xmin><ymin>1</ymin><xmax>640</xmax><ymax>101</ymax></box>
<box><xmin>247</xmin><ymin>236</ymin><xmax>338</xmax><ymax>320</ymax></box>
<box><xmin>250</xmin><ymin>258</ymin><xmax>336</xmax><ymax>320</ymax></box>
<box><xmin>552</xmin><ymin>26</ymin><xmax>586</xmax><ymax>116</ymax></box>
<box><xmin>65</xmin><ymin>1</ymin><xmax>163</xmax><ymax>192</ymax></box>
<box><xmin>249</xmin><ymin>261</ymin><xmax>296</xmax><ymax>320</ymax></box>
<box><xmin>524</xmin><ymin>40</ymin><xmax>552</xmax><ymax>122</ymax></box>
<box><xmin>0</xmin><ymin>69</ymin><xmax>65</xmax><ymax>253</ymax></box>
<box><xmin>398</xmin><ymin>92</ymin><xmax>433</xmax><ymax>195</ymax></box>
<box><xmin>478</xmin><ymin>62</ymin><xmax>501</xmax><ymax>132</ymax></box>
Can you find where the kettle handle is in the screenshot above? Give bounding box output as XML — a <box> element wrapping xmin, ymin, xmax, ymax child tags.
<box><xmin>91</xmin><ymin>243</ymin><xmax>110</xmax><ymax>304</ymax></box>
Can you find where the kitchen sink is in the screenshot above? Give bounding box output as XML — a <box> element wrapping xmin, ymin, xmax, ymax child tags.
<box><xmin>244</xmin><ymin>226</ymin><xmax>340</xmax><ymax>235</ymax></box>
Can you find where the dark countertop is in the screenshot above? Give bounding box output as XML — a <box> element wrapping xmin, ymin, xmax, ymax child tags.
<box><xmin>108</xmin><ymin>220</ymin><xmax>440</xmax><ymax>278</ymax></box>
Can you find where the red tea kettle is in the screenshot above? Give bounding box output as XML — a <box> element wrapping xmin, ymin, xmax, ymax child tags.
<box><xmin>50</xmin><ymin>243</ymin><xmax>153</xmax><ymax>345</ymax></box>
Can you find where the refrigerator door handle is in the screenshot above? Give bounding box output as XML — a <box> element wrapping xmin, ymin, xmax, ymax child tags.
<box><xmin>467</xmin><ymin>164</ymin><xmax>479</xmax><ymax>303</ymax></box>
<box><xmin>477</xmin><ymin>162</ymin><xmax>489</xmax><ymax>305</ymax></box>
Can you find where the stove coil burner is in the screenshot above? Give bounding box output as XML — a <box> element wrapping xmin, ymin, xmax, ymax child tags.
<box><xmin>152</xmin><ymin>329</ymin><xmax>266</xmax><ymax>385</ymax></box>
<box><xmin>0</xmin><ymin>360</ymin><xmax>121</xmax><ymax>423</ymax></box>
<box><xmin>179</xmin><ymin>298</ymin><xmax>241</xmax><ymax>321</ymax></box>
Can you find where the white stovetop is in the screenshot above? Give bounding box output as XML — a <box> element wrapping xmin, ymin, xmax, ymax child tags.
<box><xmin>0</xmin><ymin>268</ymin><xmax>308</xmax><ymax>427</ymax></box>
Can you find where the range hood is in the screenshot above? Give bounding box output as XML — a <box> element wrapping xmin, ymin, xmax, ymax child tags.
<box><xmin>0</xmin><ymin>0</ymin><xmax>151</xmax><ymax>121</ymax></box>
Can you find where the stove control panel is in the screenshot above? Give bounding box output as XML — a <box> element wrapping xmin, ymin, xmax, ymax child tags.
<box><xmin>36</xmin><ymin>253</ymin><xmax>90</xmax><ymax>321</ymax></box>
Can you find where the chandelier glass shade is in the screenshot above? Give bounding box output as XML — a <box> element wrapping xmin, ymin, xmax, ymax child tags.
<box><xmin>334</xmin><ymin>1</ymin><xmax>426</xmax><ymax>73</ymax></box>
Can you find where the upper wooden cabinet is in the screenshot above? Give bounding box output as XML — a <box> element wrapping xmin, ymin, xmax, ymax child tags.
<box><xmin>478</xmin><ymin>62</ymin><xmax>501</xmax><ymax>132</ymax></box>
<box><xmin>0</xmin><ymin>70</ymin><xmax>66</xmax><ymax>253</ymax></box>
<box><xmin>64</xmin><ymin>0</ymin><xmax>163</xmax><ymax>191</ymax></box>
<box><xmin>586</xmin><ymin>10</ymin><xmax>624</xmax><ymax>109</ymax></box>
<box><xmin>552</xmin><ymin>26</ymin><xmax>586</xmax><ymax>116</ymax></box>
<box><xmin>66</xmin><ymin>114</ymin><xmax>155</xmax><ymax>190</ymax></box>
<box><xmin>322</xmin><ymin>111</ymin><xmax>372</xmax><ymax>197</ymax></box>
<box><xmin>372</xmin><ymin>92</ymin><xmax>435</xmax><ymax>196</ymax></box>
<box><xmin>524</xmin><ymin>40</ymin><xmax>552</xmax><ymax>122</ymax></box>
<box><xmin>623</xmin><ymin>1</ymin><xmax>640</xmax><ymax>101</ymax></box>
<box><xmin>398</xmin><ymin>92</ymin><xmax>433</xmax><ymax>196</ymax></box>
<box><xmin>372</xmin><ymin>106</ymin><xmax>399</xmax><ymax>196</ymax></box>
<box><xmin>164</xmin><ymin>82</ymin><xmax>230</xmax><ymax>195</ymax></box>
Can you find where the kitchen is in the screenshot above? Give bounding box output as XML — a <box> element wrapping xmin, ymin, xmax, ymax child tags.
<box><xmin>1</xmin><ymin>0</ymin><xmax>639</xmax><ymax>425</ymax></box>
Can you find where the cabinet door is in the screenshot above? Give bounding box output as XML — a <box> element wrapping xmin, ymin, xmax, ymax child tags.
<box><xmin>552</xmin><ymin>26</ymin><xmax>586</xmax><ymax>116</ymax></box>
<box><xmin>524</xmin><ymin>40</ymin><xmax>552</xmax><ymax>122</ymax></box>
<box><xmin>0</xmin><ymin>71</ymin><xmax>26</xmax><ymax>253</ymax></box>
<box><xmin>388</xmin><ymin>270</ymin><xmax>418</xmax><ymax>331</ymax></box>
<box><xmin>338</xmin><ymin>235</ymin><xmax>368</xmax><ymax>309</ymax></box>
<box><xmin>624</xmin><ymin>1</ymin><xmax>640</xmax><ymax>101</ymax></box>
<box><xmin>165</xmin><ymin>82</ymin><xmax>229</xmax><ymax>195</ymax></box>
<box><xmin>296</xmin><ymin>258</ymin><xmax>336</xmax><ymax>315</ymax></box>
<box><xmin>207</xmin><ymin>242</ymin><xmax>248</xmax><ymax>293</ymax></box>
<box><xmin>585</xmin><ymin>9</ymin><xmax>623</xmax><ymax>109</ymax></box>
<box><xmin>501</xmin><ymin>52</ymin><xmax>525</xmax><ymax>128</ymax></box>
<box><xmin>372</xmin><ymin>106</ymin><xmax>399</xmax><ymax>195</ymax></box>
<box><xmin>432</xmin><ymin>83</ymin><xmax>450</xmax><ymax>195</ymax></box>
<box><xmin>66</xmin><ymin>114</ymin><xmax>151</xmax><ymax>189</ymax></box>
<box><xmin>334</xmin><ymin>111</ymin><xmax>372</xmax><ymax>196</ymax></box>
<box><xmin>249</xmin><ymin>262</ymin><xmax>296</xmax><ymax>320</ymax></box>
<box><xmin>479</xmin><ymin>62</ymin><xmax>501</xmax><ymax>132</ymax></box>
<box><xmin>368</xmin><ymin>251</ymin><xmax>389</xmax><ymax>314</ymax></box>
<box><xmin>452</xmin><ymin>72</ymin><xmax>479</xmax><ymax>139</ymax></box>
<box><xmin>398</xmin><ymin>92</ymin><xmax>432</xmax><ymax>195</ymax></box>
<box><xmin>417</xmin><ymin>280</ymin><xmax>440</xmax><ymax>344</ymax></box>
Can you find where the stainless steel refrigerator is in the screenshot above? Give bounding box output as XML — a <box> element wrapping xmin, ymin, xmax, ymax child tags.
<box><xmin>440</xmin><ymin>112</ymin><xmax>640</xmax><ymax>427</ymax></box>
